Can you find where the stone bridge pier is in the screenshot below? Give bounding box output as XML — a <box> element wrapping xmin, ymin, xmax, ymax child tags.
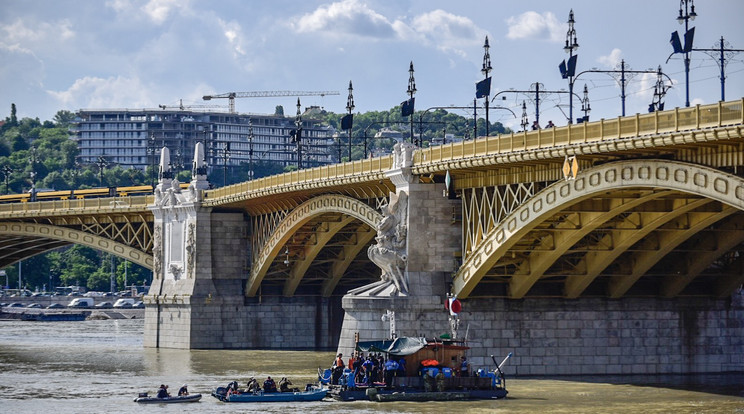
<box><xmin>143</xmin><ymin>145</ymin><xmax>249</xmax><ymax>348</ymax></box>
<box><xmin>337</xmin><ymin>143</ymin><xmax>463</xmax><ymax>354</ymax></box>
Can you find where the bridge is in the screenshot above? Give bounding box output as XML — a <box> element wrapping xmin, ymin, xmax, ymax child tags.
<box><xmin>1</xmin><ymin>100</ymin><xmax>742</xmax><ymax>375</ymax></box>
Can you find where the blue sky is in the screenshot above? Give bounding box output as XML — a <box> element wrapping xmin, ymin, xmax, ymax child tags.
<box><xmin>1</xmin><ymin>0</ymin><xmax>742</xmax><ymax>131</ymax></box>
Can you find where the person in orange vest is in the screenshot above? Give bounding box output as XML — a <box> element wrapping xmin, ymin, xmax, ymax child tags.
<box><xmin>331</xmin><ymin>353</ymin><xmax>345</xmax><ymax>385</ymax></box>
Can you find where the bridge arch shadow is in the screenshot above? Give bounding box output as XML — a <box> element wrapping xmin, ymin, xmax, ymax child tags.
<box><xmin>245</xmin><ymin>194</ymin><xmax>382</xmax><ymax>298</ymax></box>
<box><xmin>0</xmin><ymin>222</ymin><xmax>153</xmax><ymax>269</ymax></box>
<box><xmin>454</xmin><ymin>160</ymin><xmax>744</xmax><ymax>300</ymax></box>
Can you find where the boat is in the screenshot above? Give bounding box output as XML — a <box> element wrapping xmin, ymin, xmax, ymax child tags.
<box><xmin>21</xmin><ymin>312</ymin><xmax>86</xmax><ymax>321</ymax></box>
<box><xmin>322</xmin><ymin>336</ymin><xmax>511</xmax><ymax>402</ymax></box>
<box><xmin>133</xmin><ymin>393</ymin><xmax>202</xmax><ymax>403</ymax></box>
<box><xmin>211</xmin><ymin>386</ymin><xmax>327</xmax><ymax>403</ymax></box>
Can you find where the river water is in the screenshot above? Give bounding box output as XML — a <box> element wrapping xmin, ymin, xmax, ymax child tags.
<box><xmin>0</xmin><ymin>318</ymin><xmax>742</xmax><ymax>414</ymax></box>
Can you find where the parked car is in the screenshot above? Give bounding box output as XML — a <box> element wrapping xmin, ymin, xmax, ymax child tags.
<box><xmin>8</xmin><ymin>302</ymin><xmax>24</xmax><ymax>307</ymax></box>
<box><xmin>26</xmin><ymin>303</ymin><xmax>43</xmax><ymax>308</ymax></box>
<box><xmin>46</xmin><ymin>303</ymin><xmax>64</xmax><ymax>309</ymax></box>
<box><xmin>67</xmin><ymin>298</ymin><xmax>94</xmax><ymax>308</ymax></box>
<box><xmin>113</xmin><ymin>298</ymin><xmax>135</xmax><ymax>308</ymax></box>
<box><xmin>132</xmin><ymin>301</ymin><xmax>145</xmax><ymax>309</ymax></box>
<box><xmin>95</xmin><ymin>301</ymin><xmax>113</xmax><ymax>309</ymax></box>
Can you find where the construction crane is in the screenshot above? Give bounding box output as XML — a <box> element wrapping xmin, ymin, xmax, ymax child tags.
<box><xmin>202</xmin><ymin>90</ymin><xmax>340</xmax><ymax>113</ymax></box>
<box><xmin>159</xmin><ymin>99</ymin><xmax>228</xmax><ymax>111</ymax></box>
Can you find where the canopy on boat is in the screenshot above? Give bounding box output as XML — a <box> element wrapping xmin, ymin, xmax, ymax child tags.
<box><xmin>355</xmin><ymin>337</ymin><xmax>428</xmax><ymax>356</ymax></box>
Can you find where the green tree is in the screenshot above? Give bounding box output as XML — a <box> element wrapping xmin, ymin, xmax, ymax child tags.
<box><xmin>9</xmin><ymin>103</ymin><xmax>17</xmax><ymax>126</ymax></box>
<box><xmin>53</xmin><ymin>110</ymin><xmax>76</xmax><ymax>127</ymax></box>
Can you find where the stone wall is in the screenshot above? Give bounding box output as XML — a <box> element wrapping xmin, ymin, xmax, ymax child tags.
<box><xmin>338</xmin><ymin>293</ymin><xmax>744</xmax><ymax>376</ymax></box>
<box><xmin>456</xmin><ymin>294</ymin><xmax>744</xmax><ymax>376</ymax></box>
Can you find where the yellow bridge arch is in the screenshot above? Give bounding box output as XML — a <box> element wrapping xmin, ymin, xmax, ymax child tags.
<box><xmin>0</xmin><ymin>222</ymin><xmax>153</xmax><ymax>269</ymax></box>
<box><xmin>454</xmin><ymin>159</ymin><xmax>744</xmax><ymax>299</ymax></box>
<box><xmin>245</xmin><ymin>194</ymin><xmax>382</xmax><ymax>297</ymax></box>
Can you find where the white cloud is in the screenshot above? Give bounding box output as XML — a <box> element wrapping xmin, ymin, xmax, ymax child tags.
<box><xmin>411</xmin><ymin>10</ymin><xmax>484</xmax><ymax>56</ymax></box>
<box><xmin>105</xmin><ymin>0</ymin><xmax>134</xmax><ymax>14</ymax></box>
<box><xmin>217</xmin><ymin>18</ymin><xmax>247</xmax><ymax>57</ymax></box>
<box><xmin>506</xmin><ymin>11</ymin><xmax>562</xmax><ymax>42</ymax></box>
<box><xmin>598</xmin><ymin>48</ymin><xmax>623</xmax><ymax>68</ymax></box>
<box><xmin>293</xmin><ymin>0</ymin><xmax>400</xmax><ymax>39</ymax></box>
<box><xmin>292</xmin><ymin>1</ymin><xmax>486</xmax><ymax>59</ymax></box>
<box><xmin>141</xmin><ymin>0</ymin><xmax>181</xmax><ymax>24</ymax></box>
<box><xmin>47</xmin><ymin>76</ymin><xmax>153</xmax><ymax>109</ymax></box>
<box><xmin>0</xmin><ymin>18</ymin><xmax>76</xmax><ymax>45</ymax></box>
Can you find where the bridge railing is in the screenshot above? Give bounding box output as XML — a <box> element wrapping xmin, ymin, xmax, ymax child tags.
<box><xmin>415</xmin><ymin>99</ymin><xmax>743</xmax><ymax>163</ymax></box>
<box><xmin>206</xmin><ymin>155</ymin><xmax>394</xmax><ymax>201</ymax></box>
<box><xmin>0</xmin><ymin>195</ymin><xmax>153</xmax><ymax>216</ymax></box>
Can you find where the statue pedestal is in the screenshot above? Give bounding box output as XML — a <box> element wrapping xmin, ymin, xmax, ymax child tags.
<box><xmin>337</xmin><ymin>293</ymin><xmax>450</xmax><ymax>354</ymax></box>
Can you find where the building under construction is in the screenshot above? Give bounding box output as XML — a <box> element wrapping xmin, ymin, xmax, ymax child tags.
<box><xmin>71</xmin><ymin>107</ymin><xmax>337</xmax><ymax>181</ymax></box>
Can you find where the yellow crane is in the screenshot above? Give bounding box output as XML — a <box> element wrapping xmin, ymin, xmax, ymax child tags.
<box><xmin>202</xmin><ymin>90</ymin><xmax>340</xmax><ymax>113</ymax></box>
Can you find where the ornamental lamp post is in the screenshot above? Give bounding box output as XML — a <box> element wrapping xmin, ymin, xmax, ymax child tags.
<box><xmin>96</xmin><ymin>156</ymin><xmax>107</xmax><ymax>187</ymax></box>
<box><xmin>248</xmin><ymin>119</ymin><xmax>254</xmax><ymax>180</ymax></box>
<box><xmin>406</xmin><ymin>62</ymin><xmax>416</xmax><ymax>144</ymax></box>
<box><xmin>580</xmin><ymin>84</ymin><xmax>591</xmax><ymax>122</ymax></box>
<box><xmin>345</xmin><ymin>80</ymin><xmax>355</xmax><ymax>161</ymax></box>
<box><xmin>676</xmin><ymin>0</ymin><xmax>696</xmax><ymax>107</ymax></box>
<box><xmin>222</xmin><ymin>141</ymin><xmax>230</xmax><ymax>187</ymax></box>
<box><xmin>294</xmin><ymin>98</ymin><xmax>303</xmax><ymax>169</ymax></box>
<box><xmin>560</xmin><ymin>9</ymin><xmax>579</xmax><ymax>124</ymax></box>
<box><xmin>481</xmin><ymin>36</ymin><xmax>493</xmax><ymax>137</ymax></box>
<box><xmin>520</xmin><ymin>101</ymin><xmax>529</xmax><ymax>132</ymax></box>
<box><xmin>2</xmin><ymin>165</ymin><xmax>12</xmax><ymax>195</ymax></box>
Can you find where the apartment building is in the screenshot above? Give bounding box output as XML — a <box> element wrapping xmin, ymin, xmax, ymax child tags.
<box><xmin>72</xmin><ymin>108</ymin><xmax>337</xmax><ymax>176</ymax></box>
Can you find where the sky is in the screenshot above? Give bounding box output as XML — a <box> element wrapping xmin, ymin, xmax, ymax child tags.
<box><xmin>1</xmin><ymin>0</ymin><xmax>743</xmax><ymax>132</ymax></box>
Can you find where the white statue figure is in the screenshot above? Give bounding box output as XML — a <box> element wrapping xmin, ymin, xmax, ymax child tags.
<box><xmin>392</xmin><ymin>142</ymin><xmax>416</xmax><ymax>169</ymax></box>
<box><xmin>367</xmin><ymin>191</ymin><xmax>409</xmax><ymax>295</ymax></box>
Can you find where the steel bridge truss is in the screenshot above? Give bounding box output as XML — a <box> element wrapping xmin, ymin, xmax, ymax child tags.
<box><xmin>454</xmin><ymin>160</ymin><xmax>744</xmax><ymax>300</ymax></box>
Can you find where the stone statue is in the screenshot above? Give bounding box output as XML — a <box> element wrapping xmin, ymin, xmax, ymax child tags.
<box><xmin>186</xmin><ymin>223</ymin><xmax>195</xmax><ymax>279</ymax></box>
<box><xmin>367</xmin><ymin>191</ymin><xmax>409</xmax><ymax>295</ymax></box>
<box><xmin>153</xmin><ymin>226</ymin><xmax>162</xmax><ymax>280</ymax></box>
<box><xmin>393</xmin><ymin>142</ymin><xmax>416</xmax><ymax>169</ymax></box>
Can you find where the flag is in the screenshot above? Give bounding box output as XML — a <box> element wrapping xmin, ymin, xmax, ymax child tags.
<box><xmin>566</xmin><ymin>55</ymin><xmax>578</xmax><ymax>77</ymax></box>
<box><xmin>401</xmin><ymin>98</ymin><xmax>415</xmax><ymax>117</ymax></box>
<box><xmin>559</xmin><ymin>60</ymin><xmax>568</xmax><ymax>79</ymax></box>
<box><xmin>670</xmin><ymin>31</ymin><xmax>683</xmax><ymax>54</ymax></box>
<box><xmin>446</xmin><ymin>297</ymin><xmax>462</xmax><ymax>316</ymax></box>
<box><xmin>476</xmin><ymin>77</ymin><xmax>492</xmax><ymax>99</ymax></box>
<box><xmin>683</xmin><ymin>27</ymin><xmax>695</xmax><ymax>53</ymax></box>
<box><xmin>341</xmin><ymin>114</ymin><xmax>353</xmax><ymax>130</ymax></box>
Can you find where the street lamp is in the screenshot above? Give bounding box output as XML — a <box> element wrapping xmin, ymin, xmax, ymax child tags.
<box><xmin>29</xmin><ymin>147</ymin><xmax>38</xmax><ymax>192</ymax></box>
<box><xmin>148</xmin><ymin>133</ymin><xmax>157</xmax><ymax>186</ymax></box>
<box><xmin>2</xmin><ymin>165</ymin><xmax>12</xmax><ymax>195</ymax></box>
<box><xmin>345</xmin><ymin>80</ymin><xmax>355</xmax><ymax>161</ymax></box>
<box><xmin>248</xmin><ymin>119</ymin><xmax>254</xmax><ymax>180</ymax></box>
<box><xmin>520</xmin><ymin>101</ymin><xmax>529</xmax><ymax>131</ymax></box>
<box><xmin>675</xmin><ymin>0</ymin><xmax>696</xmax><ymax>107</ymax></box>
<box><xmin>480</xmin><ymin>36</ymin><xmax>493</xmax><ymax>137</ymax></box>
<box><xmin>405</xmin><ymin>61</ymin><xmax>416</xmax><ymax>144</ymax></box>
<box><xmin>580</xmin><ymin>84</ymin><xmax>591</xmax><ymax>122</ymax></box>
<box><xmin>293</xmin><ymin>98</ymin><xmax>303</xmax><ymax>169</ymax></box>
<box><xmin>649</xmin><ymin>66</ymin><xmax>671</xmax><ymax>112</ymax></box>
<box><xmin>560</xmin><ymin>9</ymin><xmax>579</xmax><ymax>124</ymax></box>
<box><xmin>222</xmin><ymin>141</ymin><xmax>230</xmax><ymax>187</ymax></box>
<box><xmin>96</xmin><ymin>156</ymin><xmax>107</xmax><ymax>187</ymax></box>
